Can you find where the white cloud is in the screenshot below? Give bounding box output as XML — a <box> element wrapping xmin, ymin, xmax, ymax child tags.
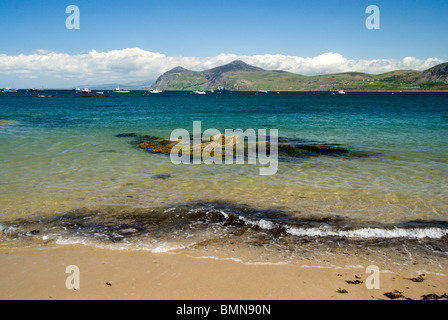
<box><xmin>0</xmin><ymin>48</ymin><xmax>444</xmax><ymax>86</ymax></box>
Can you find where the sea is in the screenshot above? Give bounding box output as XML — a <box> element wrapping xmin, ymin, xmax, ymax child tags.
<box><xmin>1</xmin><ymin>90</ymin><xmax>447</xmax><ymax>270</ymax></box>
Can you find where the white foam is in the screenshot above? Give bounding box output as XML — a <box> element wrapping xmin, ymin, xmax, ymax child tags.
<box><xmin>234</xmin><ymin>215</ymin><xmax>448</xmax><ymax>240</ymax></box>
<box><xmin>192</xmin><ymin>255</ymin><xmax>288</xmax><ymax>265</ymax></box>
<box><xmin>238</xmin><ymin>216</ymin><xmax>275</xmax><ymax>230</ymax></box>
<box><xmin>286</xmin><ymin>226</ymin><xmax>448</xmax><ymax>239</ymax></box>
<box><xmin>219</xmin><ymin>210</ymin><xmax>229</xmax><ymax>219</ymax></box>
<box><xmin>151</xmin><ymin>242</ymin><xmax>185</xmax><ymax>253</ymax></box>
<box><xmin>54</xmin><ymin>236</ymin><xmax>186</xmax><ymax>253</ymax></box>
<box><xmin>0</xmin><ymin>224</ymin><xmax>18</xmax><ymax>235</ymax></box>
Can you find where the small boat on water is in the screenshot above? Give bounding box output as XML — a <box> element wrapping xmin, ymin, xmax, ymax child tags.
<box><xmin>258</xmin><ymin>90</ymin><xmax>268</xmax><ymax>94</ymax></box>
<box><xmin>113</xmin><ymin>87</ymin><xmax>130</xmax><ymax>93</ymax></box>
<box><xmin>82</xmin><ymin>88</ymin><xmax>92</xmax><ymax>93</ymax></box>
<box><xmin>31</xmin><ymin>88</ymin><xmax>44</xmax><ymax>92</ymax></box>
<box><xmin>149</xmin><ymin>89</ymin><xmax>162</xmax><ymax>94</ymax></box>
<box><xmin>3</xmin><ymin>87</ymin><xmax>18</xmax><ymax>93</ymax></box>
<box><xmin>338</xmin><ymin>90</ymin><xmax>346</xmax><ymax>95</ymax></box>
<box><xmin>96</xmin><ymin>91</ymin><xmax>104</xmax><ymax>95</ymax></box>
<box><xmin>73</xmin><ymin>88</ymin><xmax>82</xmax><ymax>93</ymax></box>
<box><xmin>193</xmin><ymin>90</ymin><xmax>206</xmax><ymax>95</ymax></box>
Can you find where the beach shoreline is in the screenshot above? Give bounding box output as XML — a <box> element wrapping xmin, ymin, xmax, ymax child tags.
<box><xmin>0</xmin><ymin>244</ymin><xmax>446</xmax><ymax>300</ymax></box>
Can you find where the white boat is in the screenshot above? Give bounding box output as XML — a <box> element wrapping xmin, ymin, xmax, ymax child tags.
<box><xmin>82</xmin><ymin>88</ymin><xmax>92</xmax><ymax>93</ymax></box>
<box><xmin>193</xmin><ymin>90</ymin><xmax>206</xmax><ymax>95</ymax></box>
<box><xmin>258</xmin><ymin>90</ymin><xmax>268</xmax><ymax>93</ymax></box>
<box><xmin>338</xmin><ymin>90</ymin><xmax>345</xmax><ymax>95</ymax></box>
<box><xmin>149</xmin><ymin>89</ymin><xmax>162</xmax><ymax>94</ymax></box>
<box><xmin>96</xmin><ymin>91</ymin><xmax>104</xmax><ymax>95</ymax></box>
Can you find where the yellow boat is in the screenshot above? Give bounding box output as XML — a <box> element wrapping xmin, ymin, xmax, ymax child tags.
<box><xmin>113</xmin><ymin>87</ymin><xmax>130</xmax><ymax>93</ymax></box>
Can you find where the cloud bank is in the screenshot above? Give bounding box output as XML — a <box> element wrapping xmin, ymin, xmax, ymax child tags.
<box><xmin>0</xmin><ymin>48</ymin><xmax>444</xmax><ymax>86</ymax></box>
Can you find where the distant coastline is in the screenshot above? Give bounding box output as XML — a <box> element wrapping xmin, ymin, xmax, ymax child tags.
<box><xmin>6</xmin><ymin>61</ymin><xmax>447</xmax><ymax>92</ymax></box>
<box><xmin>146</xmin><ymin>60</ymin><xmax>448</xmax><ymax>92</ymax></box>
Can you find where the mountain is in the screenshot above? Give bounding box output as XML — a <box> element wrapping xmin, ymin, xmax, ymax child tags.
<box><xmin>150</xmin><ymin>60</ymin><xmax>308</xmax><ymax>91</ymax></box>
<box><xmin>150</xmin><ymin>60</ymin><xmax>269</xmax><ymax>90</ymax></box>
<box><xmin>148</xmin><ymin>61</ymin><xmax>448</xmax><ymax>91</ymax></box>
<box><xmin>415</xmin><ymin>62</ymin><xmax>448</xmax><ymax>84</ymax></box>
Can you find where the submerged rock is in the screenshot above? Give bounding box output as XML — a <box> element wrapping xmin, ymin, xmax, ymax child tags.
<box><xmin>99</xmin><ymin>150</ymin><xmax>117</xmax><ymax>153</ymax></box>
<box><xmin>127</xmin><ymin>133</ymin><xmax>364</xmax><ymax>161</ymax></box>
<box><xmin>115</xmin><ymin>133</ymin><xmax>138</xmax><ymax>138</ymax></box>
<box><xmin>137</xmin><ymin>136</ymin><xmax>239</xmax><ymax>157</ymax></box>
<box><xmin>138</xmin><ymin>139</ymin><xmax>180</xmax><ymax>154</ymax></box>
<box><xmin>151</xmin><ymin>174</ymin><xmax>172</xmax><ymax>180</ymax></box>
<box><xmin>295</xmin><ymin>144</ymin><xmax>349</xmax><ymax>155</ymax></box>
<box><xmin>0</xmin><ymin>120</ymin><xmax>18</xmax><ymax>127</ymax></box>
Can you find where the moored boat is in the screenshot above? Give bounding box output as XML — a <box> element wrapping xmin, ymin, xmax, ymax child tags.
<box><xmin>193</xmin><ymin>90</ymin><xmax>206</xmax><ymax>95</ymax></box>
<box><xmin>2</xmin><ymin>87</ymin><xmax>18</xmax><ymax>93</ymax></box>
<box><xmin>113</xmin><ymin>87</ymin><xmax>130</xmax><ymax>93</ymax></box>
<box><xmin>149</xmin><ymin>89</ymin><xmax>162</xmax><ymax>94</ymax></box>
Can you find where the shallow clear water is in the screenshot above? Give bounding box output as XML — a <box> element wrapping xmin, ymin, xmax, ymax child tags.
<box><xmin>1</xmin><ymin>90</ymin><xmax>447</xmax><ymax>265</ymax></box>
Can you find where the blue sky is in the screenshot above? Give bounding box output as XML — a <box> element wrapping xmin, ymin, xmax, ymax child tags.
<box><xmin>0</xmin><ymin>0</ymin><xmax>447</xmax><ymax>87</ymax></box>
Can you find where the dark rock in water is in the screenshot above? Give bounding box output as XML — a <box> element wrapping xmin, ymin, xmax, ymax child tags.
<box><xmin>138</xmin><ymin>139</ymin><xmax>179</xmax><ymax>154</ymax></box>
<box><xmin>136</xmin><ymin>135</ymin><xmax>165</xmax><ymax>142</ymax></box>
<box><xmin>29</xmin><ymin>229</ymin><xmax>40</xmax><ymax>235</ymax></box>
<box><xmin>115</xmin><ymin>133</ymin><xmax>138</xmax><ymax>138</ymax></box>
<box><xmin>276</xmin><ymin>142</ymin><xmax>350</xmax><ymax>158</ymax></box>
<box><xmin>131</xmin><ymin>133</ymin><xmax>369</xmax><ymax>161</ymax></box>
<box><xmin>295</xmin><ymin>144</ymin><xmax>349</xmax><ymax>155</ymax></box>
<box><xmin>151</xmin><ymin>174</ymin><xmax>172</xmax><ymax>180</ymax></box>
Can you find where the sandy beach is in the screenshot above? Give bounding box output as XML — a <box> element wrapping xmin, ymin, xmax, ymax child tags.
<box><xmin>0</xmin><ymin>244</ymin><xmax>446</xmax><ymax>300</ymax></box>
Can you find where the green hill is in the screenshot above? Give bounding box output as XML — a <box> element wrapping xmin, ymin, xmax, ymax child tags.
<box><xmin>148</xmin><ymin>60</ymin><xmax>448</xmax><ymax>91</ymax></box>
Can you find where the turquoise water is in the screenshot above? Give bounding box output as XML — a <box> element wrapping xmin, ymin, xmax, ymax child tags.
<box><xmin>1</xmin><ymin>90</ymin><xmax>448</xmax><ymax>262</ymax></box>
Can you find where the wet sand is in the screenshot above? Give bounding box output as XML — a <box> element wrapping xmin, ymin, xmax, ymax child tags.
<box><xmin>0</xmin><ymin>245</ymin><xmax>446</xmax><ymax>300</ymax></box>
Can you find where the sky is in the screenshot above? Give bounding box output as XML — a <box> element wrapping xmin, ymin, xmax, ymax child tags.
<box><xmin>0</xmin><ymin>0</ymin><xmax>447</xmax><ymax>88</ymax></box>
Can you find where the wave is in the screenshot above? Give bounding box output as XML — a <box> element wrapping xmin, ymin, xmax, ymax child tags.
<box><xmin>285</xmin><ymin>226</ymin><xmax>448</xmax><ymax>239</ymax></box>
<box><xmin>1</xmin><ymin>202</ymin><xmax>447</xmax><ymax>252</ymax></box>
